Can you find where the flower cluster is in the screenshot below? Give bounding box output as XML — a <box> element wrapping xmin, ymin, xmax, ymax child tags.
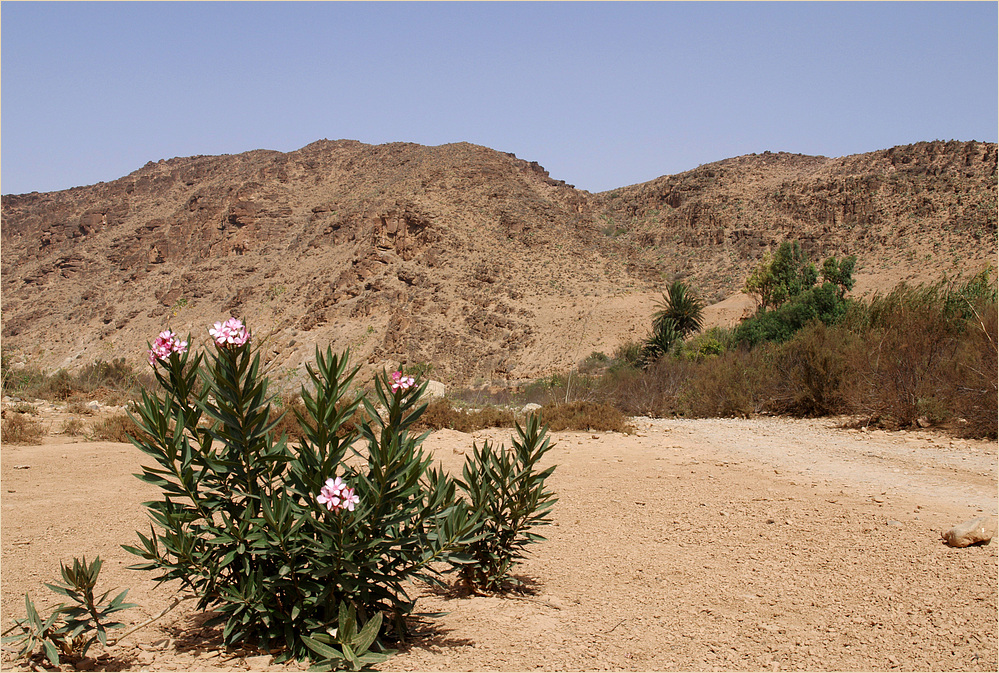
<box><xmin>148</xmin><ymin>330</ymin><xmax>188</xmax><ymax>364</ymax></box>
<box><xmin>317</xmin><ymin>476</ymin><xmax>360</xmax><ymax>512</ymax></box>
<box><xmin>209</xmin><ymin>317</ymin><xmax>249</xmax><ymax>347</ymax></box>
<box><xmin>390</xmin><ymin>371</ymin><xmax>415</xmax><ymax>393</ymax></box>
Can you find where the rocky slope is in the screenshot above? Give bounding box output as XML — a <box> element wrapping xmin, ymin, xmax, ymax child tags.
<box><xmin>594</xmin><ymin>141</ymin><xmax>998</xmax><ymax>302</ymax></box>
<box><xmin>1</xmin><ymin>139</ymin><xmax>995</xmax><ymax>385</ymax></box>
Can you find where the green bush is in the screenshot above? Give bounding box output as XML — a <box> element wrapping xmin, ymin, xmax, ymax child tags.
<box><xmin>454</xmin><ymin>416</ymin><xmax>557</xmax><ymax>591</ymax></box>
<box><xmin>735</xmin><ymin>282</ymin><xmax>853</xmax><ymax>347</ymax></box>
<box><xmin>125</xmin><ymin>322</ymin><xmax>558</xmax><ymax>665</ymax></box>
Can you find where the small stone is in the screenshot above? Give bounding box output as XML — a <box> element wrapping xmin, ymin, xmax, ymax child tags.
<box><xmin>86</xmin><ymin>400</ymin><xmax>101</xmax><ymax>410</ymax></box>
<box><xmin>887</xmin><ymin>520</ymin><xmax>903</xmax><ymax>528</ymax></box>
<box><xmin>244</xmin><ymin>654</ymin><xmax>273</xmax><ymax>670</ymax></box>
<box><xmin>942</xmin><ymin>515</ymin><xmax>998</xmax><ymax>548</ymax></box>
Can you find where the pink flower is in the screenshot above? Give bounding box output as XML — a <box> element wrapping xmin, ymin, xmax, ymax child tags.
<box><xmin>317</xmin><ymin>476</ymin><xmax>358</xmax><ymax>512</ymax></box>
<box><xmin>148</xmin><ymin>329</ymin><xmax>188</xmax><ymax>364</ymax></box>
<box><xmin>209</xmin><ymin>317</ymin><xmax>249</xmax><ymax>347</ymax></box>
<box><xmin>340</xmin><ymin>487</ymin><xmax>360</xmax><ymax>512</ymax></box>
<box><xmin>390</xmin><ymin>371</ymin><xmax>415</xmax><ymax>393</ymax></box>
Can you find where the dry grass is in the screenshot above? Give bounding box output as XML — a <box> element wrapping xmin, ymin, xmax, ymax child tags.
<box><xmin>539</xmin><ymin>400</ymin><xmax>634</xmax><ymax>433</ymax></box>
<box><xmin>1</xmin><ymin>413</ymin><xmax>45</xmax><ymax>444</ymax></box>
<box><xmin>61</xmin><ymin>417</ymin><xmax>86</xmax><ymax>436</ymax></box>
<box><xmin>89</xmin><ymin>413</ymin><xmax>138</xmax><ymax>443</ymax></box>
<box><xmin>66</xmin><ymin>401</ymin><xmax>94</xmax><ymax>415</ymax></box>
<box><xmin>415</xmin><ymin>398</ymin><xmax>517</xmax><ymax>432</ymax></box>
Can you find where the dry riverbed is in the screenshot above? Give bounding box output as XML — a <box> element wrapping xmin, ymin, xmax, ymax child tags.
<box><xmin>2</xmin><ymin>407</ymin><xmax>996</xmax><ymax>671</ymax></box>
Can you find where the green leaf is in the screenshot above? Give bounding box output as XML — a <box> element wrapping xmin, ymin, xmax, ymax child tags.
<box><xmin>352</xmin><ymin>610</ymin><xmax>381</xmax><ymax>654</ymax></box>
<box><xmin>43</xmin><ymin>639</ymin><xmax>60</xmax><ymax>667</ymax></box>
<box><xmin>301</xmin><ymin>634</ymin><xmax>344</xmax><ymax>660</ymax></box>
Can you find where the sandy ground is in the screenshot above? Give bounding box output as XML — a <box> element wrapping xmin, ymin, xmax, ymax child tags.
<box><xmin>1</xmin><ymin>406</ymin><xmax>996</xmax><ymax>672</ymax></box>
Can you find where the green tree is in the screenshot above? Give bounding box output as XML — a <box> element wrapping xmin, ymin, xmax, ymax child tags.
<box><xmin>744</xmin><ymin>241</ymin><xmax>817</xmax><ymax>311</ymax></box>
<box><xmin>821</xmin><ymin>254</ymin><xmax>857</xmax><ymax>297</ymax></box>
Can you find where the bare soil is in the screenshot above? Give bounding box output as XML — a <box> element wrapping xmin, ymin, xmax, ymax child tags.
<box><xmin>2</xmin><ymin>404</ymin><xmax>996</xmax><ymax>672</ymax></box>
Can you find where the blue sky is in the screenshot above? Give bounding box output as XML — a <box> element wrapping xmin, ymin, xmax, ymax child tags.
<box><xmin>2</xmin><ymin>1</ymin><xmax>996</xmax><ymax>195</ymax></box>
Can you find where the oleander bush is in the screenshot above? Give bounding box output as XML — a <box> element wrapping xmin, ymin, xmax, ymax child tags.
<box><xmin>124</xmin><ymin>319</ymin><xmax>558</xmax><ymax>666</ymax></box>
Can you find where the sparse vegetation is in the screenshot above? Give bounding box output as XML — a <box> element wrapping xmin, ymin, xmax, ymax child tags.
<box><xmin>88</xmin><ymin>413</ymin><xmax>137</xmax><ymax>443</ymax></box>
<box><xmin>1</xmin><ymin>357</ymin><xmax>152</xmax><ymax>405</ymax></box>
<box><xmin>587</xmin><ymin>264</ymin><xmax>997</xmax><ymax>437</ymax></box>
<box><xmin>1</xmin><ymin>412</ymin><xmax>45</xmax><ymax>444</ymax></box>
<box><xmin>61</xmin><ymin>417</ymin><xmax>85</xmax><ymax>436</ymax></box>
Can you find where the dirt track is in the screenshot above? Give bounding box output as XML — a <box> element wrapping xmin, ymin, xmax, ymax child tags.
<box><xmin>2</xmin><ymin>411</ymin><xmax>996</xmax><ymax>671</ymax></box>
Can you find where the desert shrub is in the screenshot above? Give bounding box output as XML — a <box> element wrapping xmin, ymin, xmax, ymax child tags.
<box><xmin>414</xmin><ymin>398</ymin><xmax>516</xmax><ymax>432</ymax></box>
<box><xmin>768</xmin><ymin>322</ymin><xmax>856</xmax><ymax>416</ymax></box>
<box><xmin>611</xmin><ymin>341</ymin><xmax>644</xmax><ymax>370</ymax></box>
<box><xmin>73</xmin><ymin>359</ymin><xmax>152</xmax><ymax>404</ymax></box>
<box><xmin>40</xmin><ymin>370</ymin><xmax>77</xmax><ymax>401</ymax></box>
<box><xmin>539</xmin><ymin>400</ymin><xmax>632</xmax><ymax>433</ymax></box>
<box><xmin>66</xmin><ymin>401</ymin><xmax>93</xmax><ymax>415</ymax></box>
<box><xmin>1</xmin><ymin>412</ymin><xmax>45</xmax><ymax>444</ymax></box>
<box><xmin>676</xmin><ymin>327</ymin><xmax>734</xmax><ymax>361</ymax></box>
<box><xmin>9</xmin><ymin>402</ymin><xmax>39</xmax><ymax>415</ymax></box>
<box><xmin>519</xmin><ymin>373</ymin><xmax>569</xmax><ymax>406</ymax></box>
<box><xmin>840</xmin><ymin>271</ymin><xmax>998</xmax><ymax>433</ymax></box>
<box><xmin>88</xmin><ymin>413</ymin><xmax>136</xmax><ymax>443</ymax></box>
<box><xmin>950</xmin><ymin>300</ymin><xmax>997</xmax><ymax>437</ymax></box>
<box><xmin>1</xmin><ymin>356</ymin><xmax>47</xmax><ymax>399</ymax></box>
<box><xmin>125</xmin><ymin>322</ymin><xmax>557</xmax><ymax>665</ymax></box>
<box><xmin>401</xmin><ymin>361</ymin><xmax>435</xmax><ymax>380</ymax></box>
<box><xmin>678</xmin><ymin>347</ymin><xmax>777</xmax><ymax>417</ymax></box>
<box><xmin>2</xmin><ymin>557</ymin><xmax>136</xmax><ymax>668</ymax></box>
<box><xmin>61</xmin><ymin>418</ymin><xmax>85</xmax><ymax>437</ymax></box>
<box><xmin>597</xmin><ymin>357</ymin><xmax>694</xmax><ymax>417</ymax></box>
<box><xmin>1</xmin><ymin>358</ymin><xmax>153</xmax><ymax>405</ymax></box>
<box><xmin>578</xmin><ymin>351</ymin><xmax>610</xmax><ymax>374</ymax></box>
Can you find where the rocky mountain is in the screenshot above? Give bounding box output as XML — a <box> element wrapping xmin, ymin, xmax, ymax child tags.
<box><xmin>2</xmin><ymin>139</ymin><xmax>995</xmax><ymax>386</ymax></box>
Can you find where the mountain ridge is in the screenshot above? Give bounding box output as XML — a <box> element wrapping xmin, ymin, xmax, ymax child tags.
<box><xmin>2</xmin><ymin>139</ymin><xmax>995</xmax><ymax>386</ymax></box>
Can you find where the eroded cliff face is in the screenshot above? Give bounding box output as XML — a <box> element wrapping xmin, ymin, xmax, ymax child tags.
<box><xmin>2</xmin><ymin>139</ymin><xmax>995</xmax><ymax>384</ymax></box>
<box><xmin>594</xmin><ymin>140</ymin><xmax>997</xmax><ymax>300</ymax></box>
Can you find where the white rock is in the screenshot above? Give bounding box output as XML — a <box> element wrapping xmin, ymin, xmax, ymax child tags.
<box><xmin>424</xmin><ymin>380</ymin><xmax>446</xmax><ymax>398</ymax></box>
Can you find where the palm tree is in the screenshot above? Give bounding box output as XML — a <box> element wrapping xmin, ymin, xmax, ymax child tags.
<box><xmin>652</xmin><ymin>281</ymin><xmax>704</xmax><ymax>339</ymax></box>
<box><xmin>640</xmin><ymin>318</ymin><xmax>680</xmax><ymax>366</ymax></box>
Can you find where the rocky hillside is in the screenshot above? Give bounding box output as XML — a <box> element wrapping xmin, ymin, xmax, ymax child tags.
<box><xmin>2</xmin><ymin>139</ymin><xmax>995</xmax><ymax>385</ymax></box>
<box><xmin>594</xmin><ymin>141</ymin><xmax>997</xmax><ymax>302</ymax></box>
